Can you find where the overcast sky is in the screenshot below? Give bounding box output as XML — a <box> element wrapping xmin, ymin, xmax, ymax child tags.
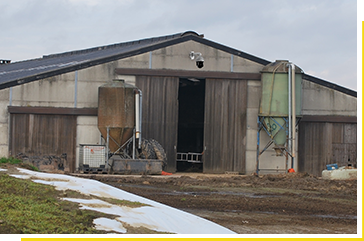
<box><xmin>0</xmin><ymin>0</ymin><xmax>358</xmax><ymax>90</ymax></box>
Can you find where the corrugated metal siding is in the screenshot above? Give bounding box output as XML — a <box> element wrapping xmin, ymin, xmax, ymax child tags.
<box><xmin>9</xmin><ymin>114</ymin><xmax>77</xmax><ymax>172</ymax></box>
<box><xmin>204</xmin><ymin>79</ymin><xmax>247</xmax><ymax>173</ymax></box>
<box><xmin>298</xmin><ymin>122</ymin><xmax>357</xmax><ymax>176</ymax></box>
<box><xmin>136</xmin><ymin>76</ymin><xmax>179</xmax><ymax>172</ymax></box>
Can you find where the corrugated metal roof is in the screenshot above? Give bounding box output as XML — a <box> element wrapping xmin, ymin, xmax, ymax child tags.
<box><xmin>0</xmin><ymin>32</ymin><xmax>205</xmax><ymax>89</ymax></box>
<box><xmin>0</xmin><ymin>31</ymin><xmax>272</xmax><ymax>90</ymax></box>
<box><xmin>0</xmin><ymin>30</ymin><xmax>357</xmax><ymax>97</ymax></box>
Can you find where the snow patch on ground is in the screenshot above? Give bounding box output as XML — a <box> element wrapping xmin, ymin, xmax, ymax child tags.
<box><xmin>11</xmin><ymin>168</ymin><xmax>236</xmax><ymax>234</ymax></box>
<box><xmin>93</xmin><ymin>218</ymin><xmax>127</xmax><ymax>233</ymax></box>
<box><xmin>9</xmin><ymin>174</ymin><xmax>30</xmax><ymax>179</ymax></box>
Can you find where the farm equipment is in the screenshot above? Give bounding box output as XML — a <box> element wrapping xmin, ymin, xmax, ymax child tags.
<box><xmin>79</xmin><ymin>80</ymin><xmax>166</xmax><ymax>174</ymax></box>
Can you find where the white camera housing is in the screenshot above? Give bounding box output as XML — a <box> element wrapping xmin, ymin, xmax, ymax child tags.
<box><xmin>189</xmin><ymin>51</ymin><xmax>204</xmax><ymax>68</ymax></box>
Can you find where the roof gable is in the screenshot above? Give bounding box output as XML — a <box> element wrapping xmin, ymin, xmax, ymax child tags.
<box><xmin>0</xmin><ymin>32</ymin><xmax>187</xmax><ymax>89</ymax></box>
<box><xmin>0</xmin><ymin>31</ymin><xmax>272</xmax><ymax>90</ymax></box>
<box><xmin>0</xmin><ymin>31</ymin><xmax>356</xmax><ymax>97</ymax></box>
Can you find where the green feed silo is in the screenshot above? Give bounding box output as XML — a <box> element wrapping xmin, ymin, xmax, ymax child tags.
<box><xmin>259</xmin><ymin>60</ymin><xmax>303</xmax><ymax>146</ymax></box>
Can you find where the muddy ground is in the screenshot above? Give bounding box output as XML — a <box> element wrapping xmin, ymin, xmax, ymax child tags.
<box><xmin>77</xmin><ymin>171</ymin><xmax>358</xmax><ymax>234</ymax></box>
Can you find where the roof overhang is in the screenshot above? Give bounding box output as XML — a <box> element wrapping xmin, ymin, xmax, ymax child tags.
<box><xmin>0</xmin><ymin>31</ymin><xmax>357</xmax><ymax>98</ymax></box>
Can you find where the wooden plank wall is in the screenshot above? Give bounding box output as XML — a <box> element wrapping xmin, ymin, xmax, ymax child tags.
<box><xmin>204</xmin><ymin>79</ymin><xmax>247</xmax><ymax>173</ymax></box>
<box><xmin>298</xmin><ymin>122</ymin><xmax>357</xmax><ymax>176</ymax></box>
<box><xmin>136</xmin><ymin>76</ymin><xmax>179</xmax><ymax>172</ymax></box>
<box><xmin>9</xmin><ymin>114</ymin><xmax>77</xmax><ymax>172</ymax></box>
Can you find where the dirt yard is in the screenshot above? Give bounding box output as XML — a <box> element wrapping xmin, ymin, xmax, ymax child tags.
<box><xmin>83</xmin><ymin>172</ymin><xmax>357</xmax><ymax>234</ymax></box>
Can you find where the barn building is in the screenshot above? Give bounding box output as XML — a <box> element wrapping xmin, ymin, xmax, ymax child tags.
<box><xmin>0</xmin><ymin>31</ymin><xmax>357</xmax><ymax>176</ymax></box>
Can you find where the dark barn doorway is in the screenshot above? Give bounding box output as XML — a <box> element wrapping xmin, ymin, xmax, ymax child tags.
<box><xmin>176</xmin><ymin>78</ymin><xmax>205</xmax><ymax>172</ymax></box>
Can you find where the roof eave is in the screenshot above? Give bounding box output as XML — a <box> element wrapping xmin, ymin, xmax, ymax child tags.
<box><xmin>302</xmin><ymin>73</ymin><xmax>357</xmax><ymax>97</ymax></box>
<box><xmin>0</xmin><ymin>33</ymin><xmax>357</xmax><ymax>98</ymax></box>
<box><xmin>0</xmin><ymin>34</ymin><xmax>270</xmax><ymax>90</ymax></box>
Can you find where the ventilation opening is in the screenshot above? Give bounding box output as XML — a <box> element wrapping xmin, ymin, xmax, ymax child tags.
<box><xmin>176</xmin><ymin>78</ymin><xmax>205</xmax><ymax>172</ymax></box>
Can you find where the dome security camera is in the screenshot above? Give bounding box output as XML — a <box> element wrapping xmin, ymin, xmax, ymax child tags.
<box><xmin>190</xmin><ymin>51</ymin><xmax>204</xmax><ymax>69</ymax></box>
<box><xmin>195</xmin><ymin>55</ymin><xmax>204</xmax><ymax>68</ymax></box>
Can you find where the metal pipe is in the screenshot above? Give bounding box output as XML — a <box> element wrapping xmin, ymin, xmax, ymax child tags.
<box><xmin>132</xmin><ymin>128</ymin><xmax>136</xmax><ymax>159</ymax></box>
<box><xmin>74</xmin><ymin>71</ymin><xmax>78</xmax><ymax>108</ymax></box>
<box><xmin>256</xmin><ymin>116</ymin><xmax>261</xmax><ymax>175</ymax></box>
<box><xmin>230</xmin><ymin>54</ymin><xmax>234</xmax><ymax>72</ymax></box>
<box><xmin>134</xmin><ymin>89</ymin><xmax>142</xmax><ymax>149</ymax></box>
<box><xmin>139</xmin><ymin>90</ymin><xmax>142</xmax><ymax>149</ymax></box>
<box><xmin>291</xmin><ymin>64</ymin><xmax>296</xmax><ymax>162</ymax></box>
<box><xmin>288</xmin><ymin>64</ymin><xmax>292</xmax><ymax>151</ymax></box>
<box><xmin>135</xmin><ymin>90</ymin><xmax>140</xmax><ymax>141</ymax></box>
<box><xmin>149</xmin><ymin>51</ymin><xmax>152</xmax><ymax>69</ymax></box>
<box><xmin>106</xmin><ymin>126</ymin><xmax>110</xmax><ymax>169</ymax></box>
<box><xmin>288</xmin><ymin>63</ymin><xmax>292</xmax><ymax>171</ymax></box>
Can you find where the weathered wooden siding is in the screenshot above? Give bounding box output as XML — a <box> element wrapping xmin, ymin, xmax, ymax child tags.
<box><xmin>298</xmin><ymin>122</ymin><xmax>357</xmax><ymax>176</ymax></box>
<box><xmin>204</xmin><ymin>79</ymin><xmax>247</xmax><ymax>173</ymax></box>
<box><xmin>9</xmin><ymin>114</ymin><xmax>77</xmax><ymax>172</ymax></box>
<box><xmin>136</xmin><ymin>76</ymin><xmax>179</xmax><ymax>172</ymax></box>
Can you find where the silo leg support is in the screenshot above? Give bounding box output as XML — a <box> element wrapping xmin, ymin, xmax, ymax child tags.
<box><xmin>256</xmin><ymin>127</ymin><xmax>260</xmax><ymax>175</ymax></box>
<box><xmin>256</xmin><ymin>116</ymin><xmax>264</xmax><ymax>175</ymax></box>
<box><xmin>260</xmin><ymin>140</ymin><xmax>274</xmax><ymax>155</ymax></box>
<box><xmin>132</xmin><ymin>128</ymin><xmax>136</xmax><ymax>159</ymax></box>
<box><xmin>106</xmin><ymin>127</ymin><xmax>110</xmax><ymax>171</ymax></box>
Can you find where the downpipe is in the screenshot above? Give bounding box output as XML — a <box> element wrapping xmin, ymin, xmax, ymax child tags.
<box><xmin>291</xmin><ymin>64</ymin><xmax>296</xmax><ymax>163</ymax></box>
<box><xmin>287</xmin><ymin>63</ymin><xmax>296</xmax><ymax>169</ymax></box>
<box><xmin>139</xmin><ymin>90</ymin><xmax>142</xmax><ymax>149</ymax></box>
<box><xmin>288</xmin><ymin>64</ymin><xmax>292</xmax><ymax>165</ymax></box>
<box><xmin>135</xmin><ymin>89</ymin><xmax>142</xmax><ymax>149</ymax></box>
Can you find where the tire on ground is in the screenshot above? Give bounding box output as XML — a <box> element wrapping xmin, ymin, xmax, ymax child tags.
<box><xmin>137</xmin><ymin>139</ymin><xmax>157</xmax><ymax>160</ymax></box>
<box><xmin>149</xmin><ymin>139</ymin><xmax>167</xmax><ymax>170</ymax></box>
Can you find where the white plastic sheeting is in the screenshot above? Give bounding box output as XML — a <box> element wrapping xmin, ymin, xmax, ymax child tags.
<box><xmin>10</xmin><ymin>168</ymin><xmax>236</xmax><ymax>234</ymax></box>
<box><xmin>322</xmin><ymin>168</ymin><xmax>357</xmax><ymax>180</ymax></box>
